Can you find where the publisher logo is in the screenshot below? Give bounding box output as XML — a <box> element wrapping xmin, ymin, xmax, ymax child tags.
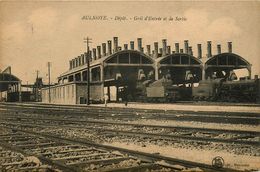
<box><xmin>212</xmin><ymin>156</ymin><xmax>224</xmax><ymax>168</ymax></box>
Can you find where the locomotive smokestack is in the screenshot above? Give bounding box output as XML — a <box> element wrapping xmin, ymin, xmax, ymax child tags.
<box><xmin>207</xmin><ymin>41</ymin><xmax>212</xmax><ymax>58</ymax></box>
<box><xmin>180</xmin><ymin>49</ymin><xmax>184</xmax><ymax>53</ymax></box>
<box><xmin>197</xmin><ymin>44</ymin><xmax>202</xmax><ymax>59</ymax></box>
<box><xmin>93</xmin><ymin>48</ymin><xmax>97</xmax><ymax>60</ymax></box>
<box><xmin>175</xmin><ymin>43</ymin><xmax>180</xmax><ymax>53</ymax></box>
<box><xmin>137</xmin><ymin>38</ymin><xmax>142</xmax><ymax>52</ymax></box>
<box><xmin>167</xmin><ymin>46</ymin><xmax>171</xmax><ymax>55</ymax></box>
<box><xmin>162</xmin><ymin>39</ymin><xmax>167</xmax><ymax>56</ymax></box>
<box><xmin>81</xmin><ymin>54</ymin><xmax>85</xmax><ymax>65</ymax></box>
<box><xmin>102</xmin><ymin>43</ymin><xmax>106</xmax><ymax>57</ymax></box>
<box><xmin>172</xmin><ymin>51</ymin><xmax>175</xmax><ymax>54</ymax></box>
<box><xmin>184</xmin><ymin>40</ymin><xmax>189</xmax><ymax>54</ymax></box>
<box><xmin>228</xmin><ymin>42</ymin><xmax>232</xmax><ymax>53</ymax></box>
<box><xmin>146</xmin><ymin>45</ymin><xmax>151</xmax><ymax>55</ymax></box>
<box><xmin>154</xmin><ymin>42</ymin><xmax>158</xmax><ymax>58</ymax></box>
<box><xmin>217</xmin><ymin>44</ymin><xmax>221</xmax><ymax>54</ymax></box>
<box><xmin>107</xmin><ymin>40</ymin><xmax>112</xmax><ymax>55</ymax></box>
<box><xmin>113</xmin><ymin>37</ymin><xmax>118</xmax><ymax>53</ymax></box>
<box><xmin>124</xmin><ymin>44</ymin><xmax>128</xmax><ymax>50</ymax></box>
<box><xmin>97</xmin><ymin>46</ymin><xmax>101</xmax><ymax>59</ymax></box>
<box><xmin>130</xmin><ymin>41</ymin><xmax>134</xmax><ymax>50</ymax></box>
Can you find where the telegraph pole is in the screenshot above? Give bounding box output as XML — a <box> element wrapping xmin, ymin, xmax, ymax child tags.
<box><xmin>84</xmin><ymin>37</ymin><xmax>92</xmax><ymax>105</ymax></box>
<box><xmin>47</xmin><ymin>62</ymin><xmax>51</xmax><ymax>103</ymax></box>
<box><xmin>35</xmin><ymin>70</ymin><xmax>40</xmax><ymax>101</ymax></box>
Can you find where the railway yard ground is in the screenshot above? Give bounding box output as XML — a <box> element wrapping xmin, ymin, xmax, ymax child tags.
<box><xmin>0</xmin><ymin>102</ymin><xmax>259</xmax><ymax>172</ymax></box>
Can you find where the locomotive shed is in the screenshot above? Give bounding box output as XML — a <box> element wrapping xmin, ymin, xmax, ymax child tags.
<box><xmin>40</xmin><ymin>37</ymin><xmax>256</xmax><ymax>104</ymax></box>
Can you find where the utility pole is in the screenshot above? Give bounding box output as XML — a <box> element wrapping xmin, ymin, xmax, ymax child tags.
<box><xmin>47</xmin><ymin>62</ymin><xmax>51</xmax><ymax>103</ymax></box>
<box><xmin>84</xmin><ymin>37</ymin><xmax>92</xmax><ymax>105</ymax></box>
<box><xmin>35</xmin><ymin>70</ymin><xmax>39</xmax><ymax>101</ymax></box>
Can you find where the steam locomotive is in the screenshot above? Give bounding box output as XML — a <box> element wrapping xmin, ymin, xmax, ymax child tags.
<box><xmin>128</xmin><ymin>73</ymin><xmax>260</xmax><ymax>103</ymax></box>
<box><xmin>118</xmin><ymin>67</ymin><xmax>260</xmax><ymax>103</ymax></box>
<box><xmin>192</xmin><ymin>76</ymin><xmax>260</xmax><ymax>103</ymax></box>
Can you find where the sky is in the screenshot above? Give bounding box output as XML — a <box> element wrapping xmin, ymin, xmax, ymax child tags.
<box><xmin>0</xmin><ymin>1</ymin><xmax>259</xmax><ymax>84</ymax></box>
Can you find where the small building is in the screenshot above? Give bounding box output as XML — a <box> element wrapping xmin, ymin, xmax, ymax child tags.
<box><xmin>41</xmin><ymin>82</ymin><xmax>98</xmax><ymax>104</ymax></box>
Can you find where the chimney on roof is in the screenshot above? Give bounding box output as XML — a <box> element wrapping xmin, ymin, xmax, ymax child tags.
<box><xmin>124</xmin><ymin>44</ymin><xmax>128</xmax><ymax>50</ymax></box>
<box><xmin>84</xmin><ymin>53</ymin><xmax>88</xmax><ymax>64</ymax></box>
<box><xmin>207</xmin><ymin>41</ymin><xmax>212</xmax><ymax>58</ymax></box>
<box><xmin>197</xmin><ymin>44</ymin><xmax>202</xmax><ymax>59</ymax></box>
<box><xmin>162</xmin><ymin>39</ymin><xmax>167</xmax><ymax>56</ymax></box>
<box><xmin>188</xmin><ymin>46</ymin><xmax>193</xmax><ymax>55</ymax></box>
<box><xmin>102</xmin><ymin>43</ymin><xmax>106</xmax><ymax>57</ymax></box>
<box><xmin>217</xmin><ymin>44</ymin><xmax>221</xmax><ymax>54</ymax></box>
<box><xmin>81</xmin><ymin>54</ymin><xmax>85</xmax><ymax>65</ymax></box>
<box><xmin>93</xmin><ymin>48</ymin><xmax>97</xmax><ymax>60</ymax></box>
<box><xmin>69</xmin><ymin>60</ymin><xmax>72</xmax><ymax>69</ymax></box>
<box><xmin>175</xmin><ymin>43</ymin><xmax>180</xmax><ymax>53</ymax></box>
<box><xmin>167</xmin><ymin>46</ymin><xmax>171</xmax><ymax>55</ymax></box>
<box><xmin>78</xmin><ymin>56</ymin><xmax>82</xmax><ymax>66</ymax></box>
<box><xmin>228</xmin><ymin>42</ymin><xmax>232</xmax><ymax>53</ymax></box>
<box><xmin>89</xmin><ymin>51</ymin><xmax>92</xmax><ymax>62</ymax></box>
<box><xmin>72</xmin><ymin>59</ymin><xmax>74</xmax><ymax>68</ymax></box>
<box><xmin>146</xmin><ymin>45</ymin><xmax>151</xmax><ymax>55</ymax></box>
<box><xmin>154</xmin><ymin>42</ymin><xmax>158</xmax><ymax>58</ymax></box>
<box><xmin>107</xmin><ymin>40</ymin><xmax>112</xmax><ymax>55</ymax></box>
<box><xmin>97</xmin><ymin>46</ymin><xmax>101</xmax><ymax>59</ymax></box>
<box><xmin>137</xmin><ymin>38</ymin><xmax>142</xmax><ymax>52</ymax></box>
<box><xmin>75</xmin><ymin>58</ymin><xmax>77</xmax><ymax>67</ymax></box>
<box><xmin>184</xmin><ymin>40</ymin><xmax>189</xmax><ymax>54</ymax></box>
<box><xmin>159</xmin><ymin>48</ymin><xmax>163</xmax><ymax>55</ymax></box>
<box><xmin>113</xmin><ymin>37</ymin><xmax>118</xmax><ymax>53</ymax></box>
<box><xmin>130</xmin><ymin>41</ymin><xmax>134</xmax><ymax>50</ymax></box>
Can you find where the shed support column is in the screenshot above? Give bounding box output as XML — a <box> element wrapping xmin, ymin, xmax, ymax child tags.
<box><xmin>108</xmin><ymin>86</ymin><xmax>111</xmax><ymax>101</ymax></box>
<box><xmin>100</xmin><ymin>65</ymin><xmax>104</xmax><ymax>82</ymax></box>
<box><xmin>155</xmin><ymin>65</ymin><xmax>159</xmax><ymax>80</ymax></box>
<box><xmin>202</xmin><ymin>65</ymin><xmax>206</xmax><ymax>80</ymax></box>
<box><xmin>116</xmin><ymin>84</ymin><xmax>119</xmax><ymax>102</ymax></box>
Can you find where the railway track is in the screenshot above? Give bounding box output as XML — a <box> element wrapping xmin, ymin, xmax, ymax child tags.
<box><xmin>0</xmin><ymin>116</ymin><xmax>259</xmax><ymax>147</ymax></box>
<box><xmin>0</xmin><ymin>103</ymin><xmax>259</xmax><ymax>171</ymax></box>
<box><xmin>0</xmin><ymin>125</ymin><xmax>239</xmax><ymax>172</ymax></box>
<box><xmin>1</xmin><ymin>103</ymin><xmax>259</xmax><ymax>125</ymax></box>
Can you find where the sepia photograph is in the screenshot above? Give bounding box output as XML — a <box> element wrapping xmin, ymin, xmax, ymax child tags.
<box><xmin>0</xmin><ymin>1</ymin><xmax>259</xmax><ymax>171</ymax></box>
